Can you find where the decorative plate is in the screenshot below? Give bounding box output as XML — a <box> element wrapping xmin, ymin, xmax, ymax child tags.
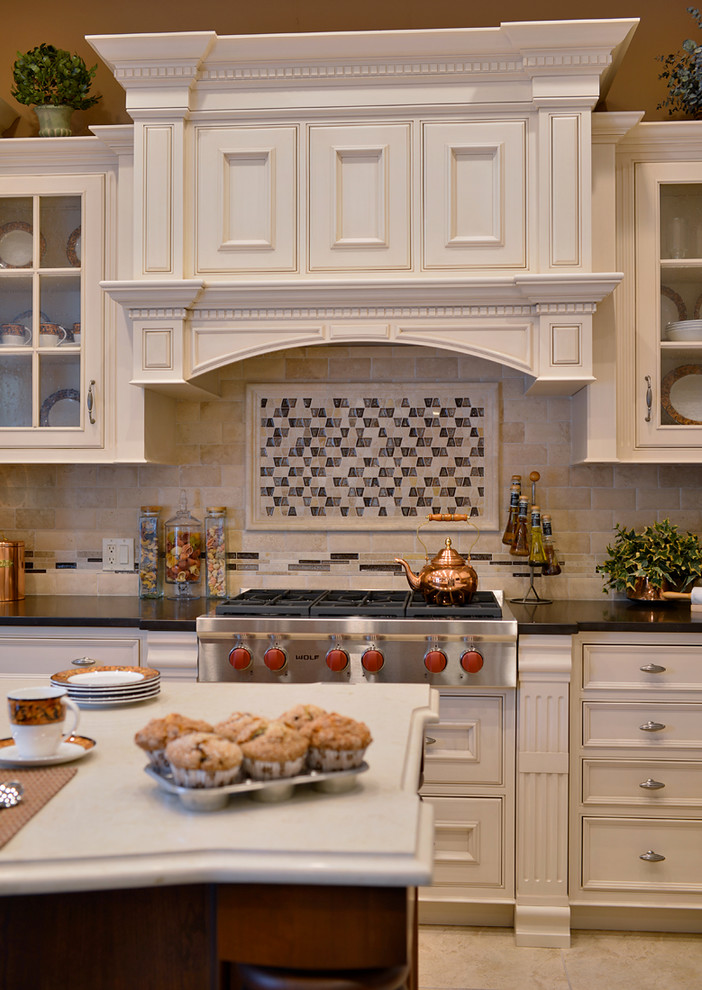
<box><xmin>661</xmin><ymin>285</ymin><xmax>686</xmax><ymax>328</ymax></box>
<box><xmin>694</xmin><ymin>293</ymin><xmax>702</xmax><ymax>320</ymax></box>
<box><xmin>39</xmin><ymin>388</ymin><xmax>80</xmax><ymax>428</ymax></box>
<box><xmin>51</xmin><ymin>664</ymin><xmax>160</xmax><ymax>686</ymax></box>
<box><xmin>661</xmin><ymin>364</ymin><xmax>702</xmax><ymax>425</ymax></box>
<box><xmin>66</xmin><ymin>226</ymin><xmax>81</xmax><ymax>267</ymax></box>
<box><xmin>0</xmin><ymin>734</ymin><xmax>96</xmax><ymax>767</ymax></box>
<box><xmin>0</xmin><ymin>220</ymin><xmax>46</xmax><ymax>268</ymax></box>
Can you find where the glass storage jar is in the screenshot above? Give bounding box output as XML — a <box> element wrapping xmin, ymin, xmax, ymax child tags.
<box><xmin>205</xmin><ymin>506</ymin><xmax>228</xmax><ymax>599</ymax></box>
<box><xmin>138</xmin><ymin>506</ymin><xmax>162</xmax><ymax>599</ymax></box>
<box><xmin>164</xmin><ymin>493</ymin><xmax>203</xmax><ymax>600</ymax></box>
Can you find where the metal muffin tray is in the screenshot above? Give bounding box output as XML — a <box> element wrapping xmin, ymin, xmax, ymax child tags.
<box><xmin>144</xmin><ymin>761</ymin><xmax>369</xmax><ymax>812</ymax></box>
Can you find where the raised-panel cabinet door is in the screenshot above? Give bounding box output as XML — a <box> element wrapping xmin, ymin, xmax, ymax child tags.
<box><xmin>423</xmin><ymin>120</ymin><xmax>526</xmax><ymax>269</ymax></box>
<box><xmin>308</xmin><ymin>123</ymin><xmax>411</xmax><ymax>272</ymax></box>
<box><xmin>195</xmin><ymin>126</ymin><xmax>298</xmax><ymax>273</ymax></box>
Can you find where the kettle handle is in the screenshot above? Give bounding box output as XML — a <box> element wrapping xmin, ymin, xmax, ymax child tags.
<box><xmin>428</xmin><ymin>513</ymin><xmax>468</xmax><ymax>522</ymax></box>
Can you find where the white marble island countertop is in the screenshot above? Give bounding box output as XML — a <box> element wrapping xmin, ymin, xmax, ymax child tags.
<box><xmin>0</xmin><ymin>678</ymin><xmax>438</xmax><ymax>896</ymax></box>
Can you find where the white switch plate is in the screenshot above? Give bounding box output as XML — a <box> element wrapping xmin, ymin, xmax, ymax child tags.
<box><xmin>102</xmin><ymin>538</ymin><xmax>135</xmax><ymax>572</ymax></box>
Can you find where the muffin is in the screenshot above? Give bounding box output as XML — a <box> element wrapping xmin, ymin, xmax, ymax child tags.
<box><xmin>239</xmin><ymin>720</ymin><xmax>309</xmax><ymax>779</ymax></box>
<box><xmin>279</xmin><ymin>704</ymin><xmax>327</xmax><ymax>737</ymax></box>
<box><xmin>134</xmin><ymin>713</ymin><xmax>214</xmax><ymax>770</ymax></box>
<box><xmin>306</xmin><ymin>713</ymin><xmax>372</xmax><ymax>771</ymax></box>
<box><xmin>165</xmin><ymin>731</ymin><xmax>243</xmax><ymax>788</ymax></box>
<box><xmin>214</xmin><ymin>712</ymin><xmax>269</xmax><ymax>744</ymax></box>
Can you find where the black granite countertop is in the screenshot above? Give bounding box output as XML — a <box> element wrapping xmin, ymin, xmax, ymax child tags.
<box><xmin>0</xmin><ymin>595</ymin><xmax>701</xmax><ymax>635</ymax></box>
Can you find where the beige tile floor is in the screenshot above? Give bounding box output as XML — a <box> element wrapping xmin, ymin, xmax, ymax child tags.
<box><xmin>418</xmin><ymin>926</ymin><xmax>702</xmax><ymax>990</ymax></box>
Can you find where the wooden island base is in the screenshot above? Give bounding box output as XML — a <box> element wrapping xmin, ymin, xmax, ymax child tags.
<box><xmin>0</xmin><ymin>883</ymin><xmax>416</xmax><ymax>990</ymax></box>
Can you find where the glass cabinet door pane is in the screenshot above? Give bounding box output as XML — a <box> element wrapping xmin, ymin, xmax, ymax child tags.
<box><xmin>0</xmin><ymin>276</ymin><xmax>33</xmax><ymax>342</ymax></box>
<box><xmin>39</xmin><ymin>196</ymin><xmax>81</xmax><ymax>269</ymax></box>
<box><xmin>0</xmin><ymin>355</ymin><xmax>32</xmax><ymax>426</ymax></box>
<box><xmin>39</xmin><ymin>353</ymin><xmax>80</xmax><ymax>427</ymax></box>
<box><xmin>39</xmin><ymin>273</ymin><xmax>81</xmax><ymax>345</ymax></box>
<box><xmin>660</xmin><ymin>184</ymin><xmax>702</xmax><ymax>260</ymax></box>
<box><xmin>0</xmin><ymin>197</ymin><xmax>35</xmax><ymax>269</ymax></box>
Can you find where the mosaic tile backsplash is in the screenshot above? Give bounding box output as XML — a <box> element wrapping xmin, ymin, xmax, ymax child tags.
<box><xmin>249</xmin><ymin>383</ymin><xmax>498</xmax><ymax>529</ymax></box>
<box><xmin>2</xmin><ymin>342</ymin><xmax>702</xmax><ymax>599</ymax></box>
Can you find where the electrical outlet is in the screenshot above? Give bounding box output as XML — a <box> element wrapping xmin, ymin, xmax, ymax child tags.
<box><xmin>102</xmin><ymin>538</ymin><xmax>135</xmax><ymax>572</ymax></box>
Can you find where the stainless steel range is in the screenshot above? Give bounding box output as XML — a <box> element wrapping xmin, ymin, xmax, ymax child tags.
<box><xmin>197</xmin><ymin>589</ymin><xmax>517</xmax><ymax>688</ymax></box>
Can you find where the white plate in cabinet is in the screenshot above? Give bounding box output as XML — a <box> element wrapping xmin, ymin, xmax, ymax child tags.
<box><xmin>423</xmin><ymin>795</ymin><xmax>503</xmax><ymax>887</ymax></box>
<box><xmin>582</xmin><ymin>644</ymin><xmax>702</xmax><ymax>691</ymax></box>
<box><xmin>582</xmin><ymin>817</ymin><xmax>702</xmax><ymax>892</ymax></box>
<box><xmin>195</xmin><ymin>126</ymin><xmax>298</xmax><ymax>273</ymax></box>
<box><xmin>308</xmin><ymin>123</ymin><xmax>411</xmax><ymax>271</ymax></box>
<box><xmin>422</xmin><ymin>694</ymin><xmax>503</xmax><ymax>787</ymax></box>
<box><xmin>422</xmin><ymin>120</ymin><xmax>526</xmax><ymax>270</ymax></box>
<box><xmin>582</xmin><ymin>703</ymin><xmax>702</xmax><ymax>750</ymax></box>
<box><xmin>582</xmin><ymin>760</ymin><xmax>702</xmax><ymax>809</ymax></box>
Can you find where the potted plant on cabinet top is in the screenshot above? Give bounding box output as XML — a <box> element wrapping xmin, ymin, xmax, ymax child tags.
<box><xmin>596</xmin><ymin>519</ymin><xmax>702</xmax><ymax>601</ymax></box>
<box><xmin>656</xmin><ymin>6</ymin><xmax>702</xmax><ymax>117</ymax></box>
<box><xmin>11</xmin><ymin>43</ymin><xmax>101</xmax><ymax>136</ymax></box>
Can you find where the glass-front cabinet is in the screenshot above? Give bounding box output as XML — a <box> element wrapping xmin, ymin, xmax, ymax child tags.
<box><xmin>0</xmin><ymin>174</ymin><xmax>102</xmax><ymax>450</ymax></box>
<box><xmin>635</xmin><ymin>159</ymin><xmax>702</xmax><ymax>449</ymax></box>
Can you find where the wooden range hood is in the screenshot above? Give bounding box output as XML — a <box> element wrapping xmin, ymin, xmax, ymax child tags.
<box><xmin>88</xmin><ymin>18</ymin><xmax>637</xmax><ymax>398</ymax></box>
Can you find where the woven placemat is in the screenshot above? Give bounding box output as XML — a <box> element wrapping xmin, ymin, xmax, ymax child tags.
<box><xmin>0</xmin><ymin>766</ymin><xmax>78</xmax><ymax>849</ymax></box>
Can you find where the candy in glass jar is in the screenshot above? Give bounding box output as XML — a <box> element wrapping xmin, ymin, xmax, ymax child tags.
<box><xmin>164</xmin><ymin>493</ymin><xmax>203</xmax><ymax>599</ymax></box>
<box><xmin>138</xmin><ymin>505</ymin><xmax>162</xmax><ymax>599</ymax></box>
<box><xmin>205</xmin><ymin>506</ymin><xmax>227</xmax><ymax>599</ymax></box>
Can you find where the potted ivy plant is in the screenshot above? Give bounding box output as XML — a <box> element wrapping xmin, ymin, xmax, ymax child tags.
<box><xmin>656</xmin><ymin>6</ymin><xmax>702</xmax><ymax>117</ymax></box>
<box><xmin>596</xmin><ymin>519</ymin><xmax>702</xmax><ymax>601</ymax></box>
<box><xmin>11</xmin><ymin>43</ymin><xmax>101</xmax><ymax>136</ymax></box>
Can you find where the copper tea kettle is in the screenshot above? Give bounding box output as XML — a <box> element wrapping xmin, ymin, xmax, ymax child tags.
<box><xmin>395</xmin><ymin>513</ymin><xmax>479</xmax><ymax>606</ymax></box>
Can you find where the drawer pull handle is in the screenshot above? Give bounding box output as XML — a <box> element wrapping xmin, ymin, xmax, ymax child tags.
<box><xmin>71</xmin><ymin>656</ymin><xmax>97</xmax><ymax>667</ymax></box>
<box><xmin>639</xmin><ymin>721</ymin><xmax>665</xmax><ymax>732</ymax></box>
<box><xmin>424</xmin><ymin>737</ymin><xmax>436</xmax><ymax>746</ymax></box>
<box><xmin>639</xmin><ymin>778</ymin><xmax>665</xmax><ymax>790</ymax></box>
<box><xmin>639</xmin><ymin>663</ymin><xmax>666</xmax><ymax>673</ymax></box>
<box><xmin>640</xmin><ymin>850</ymin><xmax>666</xmax><ymax>862</ymax></box>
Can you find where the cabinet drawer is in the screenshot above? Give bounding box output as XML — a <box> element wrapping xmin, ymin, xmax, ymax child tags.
<box><xmin>582</xmin><ymin>702</ymin><xmax>702</xmax><ymax>750</ymax></box>
<box><xmin>422</xmin><ymin>694</ymin><xmax>503</xmax><ymax>786</ymax></box>
<box><xmin>582</xmin><ymin>817</ymin><xmax>702</xmax><ymax>891</ymax></box>
<box><xmin>582</xmin><ymin>759</ymin><xmax>702</xmax><ymax>808</ymax></box>
<box><xmin>423</xmin><ymin>795</ymin><xmax>503</xmax><ymax>886</ymax></box>
<box><xmin>582</xmin><ymin>643</ymin><xmax>702</xmax><ymax>691</ymax></box>
<box><xmin>0</xmin><ymin>634</ymin><xmax>141</xmax><ymax>676</ymax></box>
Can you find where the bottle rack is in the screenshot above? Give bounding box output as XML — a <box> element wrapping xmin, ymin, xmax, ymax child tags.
<box><xmin>508</xmin><ymin>470</ymin><xmax>554</xmax><ymax>606</ymax></box>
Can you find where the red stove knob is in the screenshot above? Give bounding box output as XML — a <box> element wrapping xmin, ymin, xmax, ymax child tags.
<box><xmin>263</xmin><ymin>647</ymin><xmax>286</xmax><ymax>671</ymax></box>
<box><xmin>362</xmin><ymin>648</ymin><xmax>385</xmax><ymax>672</ymax></box>
<box><xmin>424</xmin><ymin>649</ymin><xmax>447</xmax><ymax>673</ymax></box>
<box><xmin>460</xmin><ymin>649</ymin><xmax>484</xmax><ymax>674</ymax></box>
<box><xmin>325</xmin><ymin>648</ymin><xmax>349</xmax><ymax>671</ymax></box>
<box><xmin>228</xmin><ymin>646</ymin><xmax>252</xmax><ymax>670</ymax></box>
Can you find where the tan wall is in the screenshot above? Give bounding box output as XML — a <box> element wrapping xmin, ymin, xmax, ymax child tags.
<box><xmin>0</xmin><ymin>1</ymin><xmax>698</xmax><ymax>136</ymax></box>
<box><xmin>3</xmin><ymin>344</ymin><xmax>702</xmax><ymax>600</ymax></box>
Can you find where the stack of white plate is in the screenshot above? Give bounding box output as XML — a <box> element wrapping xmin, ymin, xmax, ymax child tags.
<box><xmin>50</xmin><ymin>665</ymin><xmax>161</xmax><ymax>707</ymax></box>
<box><xmin>665</xmin><ymin>320</ymin><xmax>702</xmax><ymax>342</ymax></box>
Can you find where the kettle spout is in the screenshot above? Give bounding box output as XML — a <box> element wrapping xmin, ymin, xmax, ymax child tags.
<box><xmin>394</xmin><ymin>557</ymin><xmax>421</xmax><ymax>591</ymax></box>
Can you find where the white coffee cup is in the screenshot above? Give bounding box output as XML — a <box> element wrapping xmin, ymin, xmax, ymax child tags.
<box><xmin>39</xmin><ymin>322</ymin><xmax>67</xmax><ymax>348</ymax></box>
<box><xmin>7</xmin><ymin>685</ymin><xmax>80</xmax><ymax>758</ymax></box>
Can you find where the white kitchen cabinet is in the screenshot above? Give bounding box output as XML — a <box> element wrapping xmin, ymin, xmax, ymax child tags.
<box><xmin>0</xmin><ymin>629</ymin><xmax>142</xmax><ymax>676</ymax></box>
<box><xmin>0</xmin><ymin>134</ymin><xmax>178</xmax><ymax>463</ymax></box>
<box><xmin>570</xmin><ymin>632</ymin><xmax>702</xmax><ymax>922</ymax></box>
<box><xmin>419</xmin><ymin>689</ymin><xmax>515</xmax><ymax>925</ymax></box>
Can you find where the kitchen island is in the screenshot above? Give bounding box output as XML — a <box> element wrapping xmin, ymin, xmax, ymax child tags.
<box><xmin>0</xmin><ymin>679</ymin><xmax>438</xmax><ymax>989</ymax></box>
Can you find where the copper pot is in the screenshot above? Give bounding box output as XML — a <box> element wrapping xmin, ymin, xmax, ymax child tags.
<box><xmin>0</xmin><ymin>540</ymin><xmax>25</xmax><ymax>602</ymax></box>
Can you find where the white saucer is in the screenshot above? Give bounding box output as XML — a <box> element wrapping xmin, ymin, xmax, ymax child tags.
<box><xmin>0</xmin><ymin>735</ymin><xmax>96</xmax><ymax>766</ymax></box>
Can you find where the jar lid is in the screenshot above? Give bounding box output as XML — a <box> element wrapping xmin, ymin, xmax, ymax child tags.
<box><xmin>206</xmin><ymin>507</ymin><xmax>226</xmax><ymax>513</ymax></box>
<box><xmin>141</xmin><ymin>505</ymin><xmax>161</xmax><ymax>512</ymax></box>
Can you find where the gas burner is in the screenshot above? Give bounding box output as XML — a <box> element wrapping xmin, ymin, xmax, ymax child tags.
<box><xmin>309</xmin><ymin>590</ymin><xmax>411</xmax><ymax>618</ymax></box>
<box><xmin>405</xmin><ymin>590</ymin><xmax>503</xmax><ymax>620</ymax></box>
<box><xmin>215</xmin><ymin>589</ymin><xmax>328</xmax><ymax>616</ymax></box>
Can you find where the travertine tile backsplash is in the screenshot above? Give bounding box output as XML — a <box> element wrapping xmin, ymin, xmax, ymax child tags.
<box><xmin>3</xmin><ymin>343</ymin><xmax>702</xmax><ymax>600</ymax></box>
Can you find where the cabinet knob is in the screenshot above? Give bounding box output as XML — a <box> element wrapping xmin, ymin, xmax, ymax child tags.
<box><xmin>640</xmin><ymin>663</ymin><xmax>666</xmax><ymax>673</ymax></box>
<box><xmin>639</xmin><ymin>850</ymin><xmax>666</xmax><ymax>862</ymax></box>
<box><xmin>639</xmin><ymin>720</ymin><xmax>665</xmax><ymax>732</ymax></box>
<box><xmin>639</xmin><ymin>778</ymin><xmax>665</xmax><ymax>790</ymax></box>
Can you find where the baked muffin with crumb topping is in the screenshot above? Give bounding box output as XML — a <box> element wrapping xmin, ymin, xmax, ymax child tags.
<box><xmin>214</xmin><ymin>711</ymin><xmax>269</xmax><ymax>744</ymax></box>
<box><xmin>165</xmin><ymin>731</ymin><xmax>243</xmax><ymax>788</ymax></box>
<box><xmin>134</xmin><ymin>713</ymin><xmax>214</xmax><ymax>770</ymax></box>
<box><xmin>239</xmin><ymin>720</ymin><xmax>309</xmax><ymax>779</ymax></box>
<box><xmin>306</xmin><ymin>713</ymin><xmax>372</xmax><ymax>771</ymax></box>
<box><xmin>278</xmin><ymin>704</ymin><xmax>327</xmax><ymax>737</ymax></box>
